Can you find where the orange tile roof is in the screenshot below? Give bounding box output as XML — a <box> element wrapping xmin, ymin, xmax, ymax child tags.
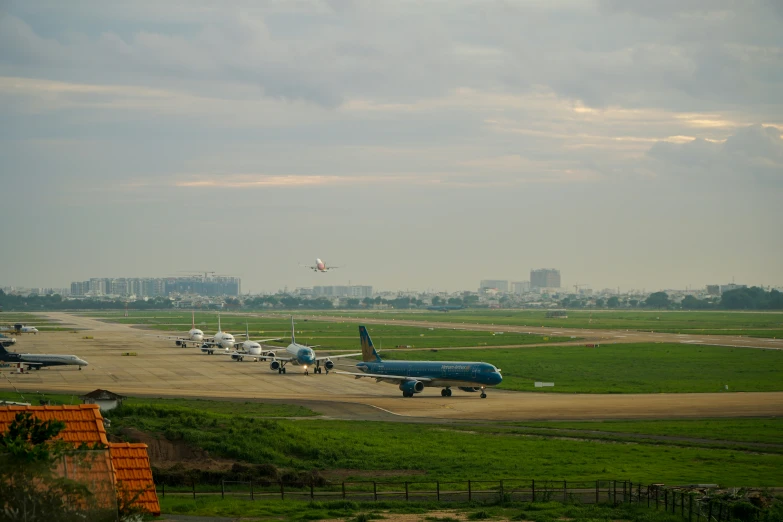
<box><xmin>110</xmin><ymin>442</ymin><xmax>161</xmax><ymax>516</ymax></box>
<box><xmin>0</xmin><ymin>405</ymin><xmax>160</xmax><ymax>517</ymax></box>
<box><xmin>0</xmin><ymin>404</ymin><xmax>108</xmax><ymax>445</ymax></box>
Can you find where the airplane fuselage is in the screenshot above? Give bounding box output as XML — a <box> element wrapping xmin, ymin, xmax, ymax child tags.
<box><xmin>188</xmin><ymin>328</ymin><xmax>204</xmax><ymax>342</ymax></box>
<box><xmin>356</xmin><ymin>360</ymin><xmax>502</xmax><ymax>388</ymax></box>
<box><xmin>0</xmin><ymin>352</ymin><xmax>88</xmax><ymax>368</ymax></box>
<box><xmin>284</xmin><ymin>343</ymin><xmax>316</xmax><ymax>367</ymax></box>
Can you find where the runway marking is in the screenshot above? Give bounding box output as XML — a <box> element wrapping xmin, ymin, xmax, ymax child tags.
<box><xmin>365</xmin><ymin>404</ymin><xmax>408</xmax><ymax>417</ymax></box>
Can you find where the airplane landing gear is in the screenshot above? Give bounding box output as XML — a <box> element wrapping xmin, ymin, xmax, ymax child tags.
<box><xmin>480</xmin><ymin>392</ymin><xmax>487</xmax><ymax>398</ymax></box>
<box><xmin>440</xmin><ymin>388</ymin><xmax>452</xmax><ymax>397</ymax></box>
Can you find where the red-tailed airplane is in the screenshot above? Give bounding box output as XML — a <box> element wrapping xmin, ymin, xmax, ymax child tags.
<box><xmin>302</xmin><ymin>258</ymin><xmax>341</xmax><ymax>273</ymax></box>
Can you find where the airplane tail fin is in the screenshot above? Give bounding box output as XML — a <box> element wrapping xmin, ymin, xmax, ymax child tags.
<box><xmin>246</xmin><ymin>322</ymin><xmax>250</xmax><ymax>340</ymax></box>
<box><xmin>192</xmin><ymin>311</ymin><xmax>196</xmax><ymax>329</ymax></box>
<box><xmin>218</xmin><ymin>313</ymin><xmax>221</xmax><ymax>332</ymax></box>
<box><xmin>0</xmin><ymin>344</ymin><xmax>7</xmax><ymax>355</ymax></box>
<box><xmin>290</xmin><ymin>316</ymin><xmax>296</xmax><ymax>345</ymax></box>
<box><xmin>359</xmin><ymin>326</ymin><xmax>382</xmax><ymax>363</ymax></box>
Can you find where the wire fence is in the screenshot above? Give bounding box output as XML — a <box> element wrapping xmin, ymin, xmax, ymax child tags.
<box><xmin>156</xmin><ymin>478</ymin><xmax>777</xmax><ymax>521</ymax></box>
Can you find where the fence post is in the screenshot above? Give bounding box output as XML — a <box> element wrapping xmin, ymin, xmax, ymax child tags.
<box><xmin>689</xmin><ymin>494</ymin><xmax>693</xmax><ymax>522</ymax></box>
<box><xmin>251</xmin><ymin>479</ymin><xmax>254</xmax><ymax>501</ymax></box>
<box><xmin>665</xmin><ymin>489</ymin><xmax>668</xmax><ymax>511</ymax></box>
<box><xmin>564</xmin><ymin>480</ymin><xmax>567</xmax><ymax>504</ymax></box>
<box><xmin>192</xmin><ymin>480</ymin><xmax>196</xmax><ymax>500</ymax></box>
<box><xmin>655</xmin><ymin>486</ymin><xmax>659</xmax><ymax>510</ymax></box>
<box><xmin>405</xmin><ymin>481</ymin><xmax>409</xmax><ymax>502</ymax></box>
<box><xmin>623</xmin><ymin>481</ymin><xmax>627</xmax><ymax>504</ymax></box>
<box><xmin>468</xmin><ymin>480</ymin><xmax>472</xmax><ymax>502</ymax></box>
<box><xmin>595</xmin><ymin>480</ymin><xmax>599</xmax><ymax>505</ymax></box>
<box><xmin>708</xmin><ymin>501</ymin><xmax>713</xmax><ymax>522</ymax></box>
<box><xmin>342</xmin><ymin>482</ymin><xmax>346</xmax><ymax>499</ymax></box>
<box><xmin>532</xmin><ymin>479</ymin><xmax>536</xmax><ymax>503</ymax></box>
<box><xmin>373</xmin><ymin>482</ymin><xmax>377</xmax><ymax>501</ymax></box>
<box><xmin>221</xmin><ymin>479</ymin><xmax>224</xmax><ymax>500</ymax></box>
<box><xmin>682</xmin><ymin>492</ymin><xmax>686</xmax><ymax>518</ymax></box>
<box><xmin>718</xmin><ymin>501</ymin><xmax>723</xmax><ymax>522</ymax></box>
<box><xmin>613</xmin><ymin>481</ymin><xmax>617</xmax><ymax>505</ymax></box>
<box><xmin>310</xmin><ymin>483</ymin><xmax>314</xmax><ymax>500</ymax></box>
<box><xmin>638</xmin><ymin>483</ymin><xmax>641</xmax><ymax>505</ymax></box>
<box><xmin>437</xmin><ymin>481</ymin><xmax>440</xmax><ymax>502</ymax></box>
<box><xmin>280</xmin><ymin>481</ymin><xmax>285</xmax><ymax>501</ymax></box>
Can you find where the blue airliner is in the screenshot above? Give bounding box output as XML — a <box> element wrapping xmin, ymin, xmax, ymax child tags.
<box><xmin>337</xmin><ymin>326</ymin><xmax>502</xmax><ymax>398</ymax></box>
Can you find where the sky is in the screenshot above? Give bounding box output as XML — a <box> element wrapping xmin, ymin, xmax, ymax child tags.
<box><xmin>1</xmin><ymin>0</ymin><xmax>781</xmax><ymax>294</ymax></box>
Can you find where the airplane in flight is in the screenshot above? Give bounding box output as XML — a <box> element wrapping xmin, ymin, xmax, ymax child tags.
<box><xmin>1</xmin><ymin>323</ymin><xmax>39</xmax><ymax>334</ymax></box>
<box><xmin>0</xmin><ymin>345</ymin><xmax>88</xmax><ymax>370</ymax></box>
<box><xmin>254</xmin><ymin>317</ymin><xmax>362</xmax><ymax>375</ymax></box>
<box><xmin>337</xmin><ymin>326</ymin><xmax>502</xmax><ymax>398</ymax></box>
<box><xmin>301</xmin><ymin>258</ymin><xmax>340</xmax><ymax>273</ymax></box>
<box><xmin>227</xmin><ymin>323</ymin><xmax>283</xmax><ymax>362</ymax></box>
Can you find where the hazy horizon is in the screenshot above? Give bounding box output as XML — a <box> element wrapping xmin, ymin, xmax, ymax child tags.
<box><xmin>2</xmin><ymin>1</ymin><xmax>781</xmax><ymax>294</ymax></box>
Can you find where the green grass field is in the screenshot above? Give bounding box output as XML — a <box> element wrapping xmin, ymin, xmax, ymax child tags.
<box><xmin>513</xmin><ymin>418</ymin><xmax>783</xmax><ymax>445</ymax></box>
<box><xmin>159</xmin><ymin>497</ymin><xmax>691</xmax><ymax>521</ymax></box>
<box><xmin>103</xmin><ymin>402</ymin><xmax>783</xmax><ymax>486</ymax></box>
<box><xmin>300</xmin><ymin>310</ymin><xmax>783</xmax><ymax>338</ymax></box>
<box><xmin>83</xmin><ymin>311</ymin><xmax>571</xmax><ymax>349</ymax></box>
<box><xmin>0</xmin><ymin>313</ymin><xmax>72</xmax><ymax>332</ymax></box>
<box><xmin>383</xmin><ymin>343</ymin><xmax>783</xmax><ymax>393</ymax></box>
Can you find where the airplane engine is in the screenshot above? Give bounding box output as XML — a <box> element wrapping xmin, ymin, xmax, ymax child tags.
<box><xmin>399</xmin><ymin>381</ymin><xmax>424</xmax><ymax>395</ymax></box>
<box><xmin>269</xmin><ymin>360</ymin><xmax>281</xmax><ymax>371</ymax></box>
<box><xmin>264</xmin><ymin>351</ymin><xmax>277</xmax><ymax>357</ymax></box>
<box><xmin>231</xmin><ymin>353</ymin><xmax>243</xmax><ymax>361</ymax></box>
<box><xmin>324</xmin><ymin>360</ymin><xmax>334</xmax><ymax>371</ymax></box>
<box><xmin>176</xmin><ymin>340</ymin><xmax>184</xmax><ymax>347</ymax></box>
<box><xmin>458</xmin><ymin>386</ymin><xmax>481</xmax><ymax>392</ymax></box>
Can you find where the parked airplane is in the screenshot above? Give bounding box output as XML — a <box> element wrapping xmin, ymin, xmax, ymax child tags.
<box><xmin>199</xmin><ymin>314</ymin><xmax>239</xmax><ymax>354</ymax></box>
<box><xmin>227</xmin><ymin>324</ymin><xmax>283</xmax><ymax>362</ymax></box>
<box><xmin>337</xmin><ymin>326</ymin><xmax>502</xmax><ymax>398</ymax></box>
<box><xmin>254</xmin><ymin>317</ymin><xmax>362</xmax><ymax>375</ymax></box>
<box><xmin>0</xmin><ymin>334</ymin><xmax>16</xmax><ymax>347</ymax></box>
<box><xmin>162</xmin><ymin>312</ymin><xmax>205</xmax><ymax>347</ymax></box>
<box><xmin>301</xmin><ymin>258</ymin><xmax>340</xmax><ymax>273</ymax></box>
<box><xmin>0</xmin><ymin>345</ymin><xmax>88</xmax><ymax>370</ymax></box>
<box><xmin>1</xmin><ymin>323</ymin><xmax>39</xmax><ymax>334</ymax></box>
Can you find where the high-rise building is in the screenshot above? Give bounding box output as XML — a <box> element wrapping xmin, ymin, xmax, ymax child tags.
<box><xmin>530</xmin><ymin>269</ymin><xmax>561</xmax><ymax>290</ymax></box>
<box><xmin>706</xmin><ymin>285</ymin><xmax>720</xmax><ymax>296</ymax></box>
<box><xmin>312</xmin><ymin>285</ymin><xmax>373</xmax><ymax>298</ymax></box>
<box><xmin>479</xmin><ymin>280</ymin><xmax>509</xmax><ymax>292</ymax></box>
<box><xmin>511</xmin><ymin>281</ymin><xmax>530</xmax><ymax>295</ymax></box>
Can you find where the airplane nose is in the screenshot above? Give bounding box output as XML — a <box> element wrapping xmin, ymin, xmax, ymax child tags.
<box><xmin>492</xmin><ymin>372</ymin><xmax>503</xmax><ymax>384</ymax></box>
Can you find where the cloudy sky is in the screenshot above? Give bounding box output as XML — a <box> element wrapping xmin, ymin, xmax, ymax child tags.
<box><xmin>1</xmin><ymin>0</ymin><xmax>781</xmax><ymax>294</ymax></box>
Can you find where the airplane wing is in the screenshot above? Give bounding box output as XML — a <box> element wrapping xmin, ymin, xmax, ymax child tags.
<box><xmin>252</xmin><ymin>354</ymin><xmax>296</xmax><ymax>362</ymax></box>
<box><xmin>315</xmin><ymin>353</ymin><xmax>362</xmax><ymax>362</ymax></box>
<box><xmin>334</xmin><ymin>370</ymin><xmax>432</xmax><ymax>384</ymax></box>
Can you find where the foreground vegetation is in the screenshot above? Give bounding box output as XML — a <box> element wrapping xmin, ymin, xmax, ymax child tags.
<box><xmin>100</xmin><ymin>401</ymin><xmax>783</xmax><ymax>486</ymax></box>
<box><xmin>385</xmin><ymin>343</ymin><xmax>783</xmax><ymax>393</ymax></box>
<box><xmin>160</xmin><ymin>497</ymin><xmax>693</xmax><ymax>521</ymax></box>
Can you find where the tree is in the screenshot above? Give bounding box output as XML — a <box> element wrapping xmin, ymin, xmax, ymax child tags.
<box><xmin>644</xmin><ymin>292</ymin><xmax>670</xmax><ymax>309</ymax></box>
<box><xmin>463</xmin><ymin>295</ymin><xmax>479</xmax><ymax>306</ymax></box>
<box><xmin>595</xmin><ymin>298</ymin><xmax>605</xmax><ymax>307</ymax></box>
<box><xmin>607</xmin><ymin>296</ymin><xmax>620</xmax><ymax>308</ymax></box>
<box><xmin>629</xmin><ymin>299</ymin><xmax>639</xmax><ymax>307</ymax></box>
<box><xmin>431</xmin><ymin>296</ymin><xmax>443</xmax><ymax>306</ymax></box>
<box><xmin>448</xmin><ymin>297</ymin><xmax>463</xmax><ymax>306</ymax></box>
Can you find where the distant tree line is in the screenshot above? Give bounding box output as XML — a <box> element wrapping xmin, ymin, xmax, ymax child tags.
<box><xmin>558</xmin><ymin>287</ymin><xmax>783</xmax><ymax>310</ymax></box>
<box><xmin>0</xmin><ymin>290</ymin><xmax>174</xmax><ymax>311</ymax></box>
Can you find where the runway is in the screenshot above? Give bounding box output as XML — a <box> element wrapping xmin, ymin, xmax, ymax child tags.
<box><xmin>1</xmin><ymin>312</ymin><xmax>782</xmax><ymax>422</ymax></box>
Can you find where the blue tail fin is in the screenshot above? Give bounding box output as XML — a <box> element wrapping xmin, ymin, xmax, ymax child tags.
<box><xmin>359</xmin><ymin>326</ymin><xmax>382</xmax><ymax>363</ymax></box>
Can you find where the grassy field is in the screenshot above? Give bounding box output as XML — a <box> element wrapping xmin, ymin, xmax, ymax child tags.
<box><xmin>0</xmin><ymin>313</ymin><xmax>73</xmax><ymax>332</ymax></box>
<box><xmin>104</xmin><ymin>402</ymin><xmax>783</xmax><ymax>486</ymax></box>
<box><xmin>82</xmin><ymin>311</ymin><xmax>571</xmax><ymax>349</ymax></box>
<box><xmin>300</xmin><ymin>310</ymin><xmax>783</xmax><ymax>338</ymax></box>
<box><xmin>513</xmin><ymin>418</ymin><xmax>783</xmax><ymax>445</ymax></box>
<box><xmin>0</xmin><ymin>391</ymin><xmax>318</xmax><ymax>417</ymax></box>
<box><xmin>382</xmin><ymin>343</ymin><xmax>783</xmax><ymax>393</ymax></box>
<box><xmin>159</xmin><ymin>497</ymin><xmax>691</xmax><ymax>521</ymax></box>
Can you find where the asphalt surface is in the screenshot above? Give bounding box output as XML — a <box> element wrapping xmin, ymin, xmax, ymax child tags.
<box><xmin>1</xmin><ymin>312</ymin><xmax>781</xmax><ymax>421</ymax></box>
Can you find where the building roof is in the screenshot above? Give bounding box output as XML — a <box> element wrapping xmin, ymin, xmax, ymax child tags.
<box><xmin>0</xmin><ymin>404</ymin><xmax>160</xmax><ymax>517</ymax></box>
<box><xmin>110</xmin><ymin>442</ymin><xmax>161</xmax><ymax>516</ymax></box>
<box><xmin>80</xmin><ymin>389</ymin><xmax>127</xmax><ymax>401</ymax></box>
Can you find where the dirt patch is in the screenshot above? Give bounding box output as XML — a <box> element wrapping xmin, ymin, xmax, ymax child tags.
<box><xmin>321</xmin><ymin>469</ymin><xmax>428</xmax><ymax>480</ymax></box>
<box><xmin>114</xmin><ymin>427</ymin><xmax>234</xmax><ymax>470</ymax></box>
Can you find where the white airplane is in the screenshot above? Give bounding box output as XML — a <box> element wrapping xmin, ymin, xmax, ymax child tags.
<box><xmin>227</xmin><ymin>324</ymin><xmax>284</xmax><ymax>362</ymax></box>
<box><xmin>252</xmin><ymin>316</ymin><xmax>362</xmax><ymax>375</ymax></box>
<box><xmin>1</xmin><ymin>324</ymin><xmax>39</xmax><ymax>334</ymax></box>
<box><xmin>163</xmin><ymin>312</ymin><xmax>205</xmax><ymax>347</ymax></box>
<box><xmin>199</xmin><ymin>313</ymin><xmax>240</xmax><ymax>355</ymax></box>
<box><xmin>301</xmin><ymin>258</ymin><xmax>341</xmax><ymax>273</ymax></box>
<box><xmin>0</xmin><ymin>334</ymin><xmax>16</xmax><ymax>346</ymax></box>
